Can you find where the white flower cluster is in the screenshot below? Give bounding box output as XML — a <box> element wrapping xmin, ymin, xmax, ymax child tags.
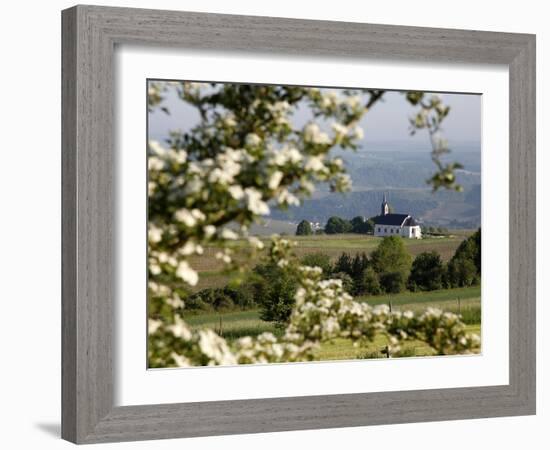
<box><xmin>174</xmin><ymin>208</ymin><xmax>205</xmax><ymax>227</ymax></box>
<box><xmin>244</xmin><ymin>187</ymin><xmax>270</xmax><ymax>215</ymax></box>
<box><xmin>267</xmin><ymin>145</ymin><xmax>303</xmax><ymax>166</ymax></box>
<box><xmin>267</xmin><ymin>100</ymin><xmax>292</xmax><ymax>127</ymax></box>
<box><xmin>234</xmin><ymin>333</ymin><xmax>316</xmax><ymax>364</ymax></box>
<box><xmin>176</xmin><ymin>261</ymin><xmax>199</xmax><ymax>286</ymax></box>
<box><xmin>287</xmin><ymin>269</ymin><xmax>381</xmax><ymax>344</ymax></box>
<box><xmin>303</xmin><ymin>123</ymin><xmax>331</xmax><ymax>146</ymax></box>
<box><xmin>317</xmin><ymin>91</ymin><xmax>363</xmax><ymax>115</ymax></box>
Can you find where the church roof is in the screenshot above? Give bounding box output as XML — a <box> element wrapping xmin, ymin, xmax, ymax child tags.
<box><xmin>403</xmin><ymin>216</ymin><xmax>418</xmax><ymax>226</ymax></box>
<box><xmin>372</xmin><ymin>214</ymin><xmax>409</xmax><ymax>226</ymax></box>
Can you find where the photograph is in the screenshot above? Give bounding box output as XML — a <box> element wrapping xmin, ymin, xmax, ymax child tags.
<box><xmin>146</xmin><ymin>80</ymin><xmax>482</xmax><ymax>368</ymax></box>
<box><xmin>0</xmin><ymin>1</ymin><xmax>542</xmax><ymax>447</ymax></box>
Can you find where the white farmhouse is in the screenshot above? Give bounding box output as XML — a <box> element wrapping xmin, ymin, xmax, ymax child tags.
<box><xmin>373</xmin><ymin>194</ymin><xmax>422</xmax><ymax>239</ymax></box>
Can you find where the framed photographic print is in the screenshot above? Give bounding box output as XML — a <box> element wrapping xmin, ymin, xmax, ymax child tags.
<box><xmin>62</xmin><ymin>5</ymin><xmax>536</xmax><ymax>444</ymax></box>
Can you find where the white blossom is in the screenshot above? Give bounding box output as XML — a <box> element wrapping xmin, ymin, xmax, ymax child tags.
<box><xmin>167</xmin><ymin>148</ymin><xmax>188</xmax><ymax>164</ymax></box>
<box><xmin>171</xmin><ymin>352</ymin><xmax>190</xmax><ymax>367</ymax></box>
<box><xmin>148</xmin><ymin>156</ymin><xmax>164</xmax><ymax>171</ymax></box>
<box><xmin>191</xmin><ymin>208</ymin><xmax>206</xmax><ymax>221</ymax></box>
<box><xmin>156</xmin><ymin>252</ymin><xmax>169</xmax><ymax>263</ymax></box>
<box><xmin>166</xmin><ymin>295</ymin><xmax>185</xmax><ymax>309</ymax></box>
<box><xmin>248</xmin><ymin>236</ymin><xmax>265</xmax><ymax>250</ymax></box>
<box><xmin>244</xmin><ymin>188</ymin><xmax>270</xmax><ymax>215</ymax></box>
<box><xmin>148</xmin><ymin>181</ymin><xmax>157</xmax><ymax>196</ymax></box>
<box><xmin>277</xmin><ymin>258</ymin><xmax>289</xmax><ymax>268</ymax></box>
<box><xmin>269</xmin><ymin>146</ymin><xmax>302</xmax><ymax>166</ymax></box>
<box><xmin>304</xmin><ymin>155</ymin><xmax>326</xmax><ymax>172</ymax></box>
<box><xmin>148</xmin><ymin>319</ymin><xmax>162</xmax><ymax>334</ymax></box>
<box><xmin>203</xmin><ymin>225</ymin><xmax>216</xmax><ymax>238</ymax></box>
<box><xmin>334</xmin><ymin>173</ymin><xmax>352</xmax><ymax>191</ymax></box>
<box><xmin>198</xmin><ymin>329</ymin><xmax>238</xmax><ymax>365</ymax></box>
<box><xmin>268</xmin><ymin>171</ymin><xmax>284</xmax><ymax>190</ymax></box>
<box><xmin>215</xmin><ymin>251</ymin><xmax>232</xmax><ymax>264</ymax></box>
<box><xmin>175</xmin><ymin>261</ymin><xmax>198</xmax><ymax>286</ymax></box>
<box><xmin>331</xmin><ymin>122</ymin><xmax>348</xmax><ymax>140</ymax></box>
<box><xmin>332</xmin><ymin>157</ymin><xmax>344</xmax><ymax>169</ymax></box>
<box><xmin>168</xmin><ymin>316</ymin><xmax>192</xmax><ymax>340</ymax></box>
<box><xmin>148</xmin><ymin>224</ymin><xmax>163</xmax><ymax>243</ymax></box>
<box><xmin>245</xmin><ymin>133</ymin><xmax>262</xmax><ymax>147</ymax></box>
<box><xmin>277</xmin><ymin>189</ymin><xmax>300</xmax><ymax>206</ymax></box>
<box><xmin>180</xmin><ymin>240</ymin><xmax>200</xmax><ymax>256</ymax></box>
<box><xmin>320</xmin><ymin>91</ymin><xmax>338</xmax><ymax>109</ymax></box>
<box><xmin>221</xmin><ymin>113</ymin><xmax>237</xmax><ymax>128</ymax></box>
<box><xmin>187</xmin><ymin>161</ymin><xmax>205</xmax><ymax>176</ymax></box>
<box><xmin>221</xmin><ymin>228</ymin><xmax>239</xmax><ymax>240</ymax></box>
<box><xmin>228</xmin><ymin>185</ymin><xmax>245</xmax><ymax>200</ymax></box>
<box><xmin>149</xmin><ymin>140</ymin><xmax>167</xmax><ymax>156</ymax></box>
<box><xmin>149</xmin><ymin>263</ymin><xmax>161</xmax><ymax>275</ymax></box>
<box><xmin>174</xmin><ymin>208</ymin><xmax>197</xmax><ymax>227</ymax></box>
<box><xmin>209</xmin><ymin>167</ymin><xmax>236</xmax><ymax>185</ymax></box>
<box><xmin>303</xmin><ymin>123</ymin><xmax>331</xmax><ymax>145</ymax></box>
<box><xmin>183</xmin><ymin>178</ymin><xmax>204</xmax><ymax>194</ymax></box>
<box><xmin>350</xmin><ymin>125</ymin><xmax>364</xmax><ymax>140</ymax></box>
<box><xmin>269</xmin><ymin>100</ymin><xmax>291</xmax><ymax>114</ymax></box>
<box><xmin>300</xmin><ymin>179</ymin><xmax>315</xmax><ymax>194</ymax></box>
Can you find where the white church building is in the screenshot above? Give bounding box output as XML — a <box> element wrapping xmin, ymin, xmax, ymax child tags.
<box><xmin>373</xmin><ymin>194</ymin><xmax>422</xmax><ymax>239</ymax></box>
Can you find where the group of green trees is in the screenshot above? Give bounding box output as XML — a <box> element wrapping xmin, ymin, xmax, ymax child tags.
<box><xmin>295</xmin><ymin>220</ymin><xmax>315</xmax><ymax>236</ymax></box>
<box><xmin>184</xmin><ymin>283</ymin><xmax>259</xmax><ymax>312</ymax></box>
<box><xmin>186</xmin><ymin>230</ymin><xmax>481</xmax><ymax>327</ymax></box>
<box><xmin>296</xmin><ymin>215</ymin><xmax>374</xmax><ymax>235</ymax></box>
<box><xmin>327</xmin><ymin>237</ymin><xmax>414</xmax><ymax>297</ymax></box>
<box><xmin>447</xmin><ymin>229</ymin><xmax>481</xmax><ymax>287</ymax></box>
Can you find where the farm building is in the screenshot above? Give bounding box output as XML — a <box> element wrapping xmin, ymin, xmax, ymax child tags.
<box><xmin>373</xmin><ymin>194</ymin><xmax>422</xmax><ymax>239</ymax></box>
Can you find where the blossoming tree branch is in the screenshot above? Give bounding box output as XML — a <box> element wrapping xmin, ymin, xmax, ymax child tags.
<box><xmin>147</xmin><ymin>82</ymin><xmax>478</xmax><ymax>367</ymax></box>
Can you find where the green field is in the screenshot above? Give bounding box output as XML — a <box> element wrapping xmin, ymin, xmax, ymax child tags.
<box><xmin>356</xmin><ymin>286</ymin><xmax>481</xmax><ymax>323</ymax></box>
<box><xmin>184</xmin><ymin>285</ymin><xmax>481</xmax><ymax>360</ymax></box>
<box><xmin>190</xmin><ymin>232</ymin><xmax>472</xmax><ymax>290</ymax></box>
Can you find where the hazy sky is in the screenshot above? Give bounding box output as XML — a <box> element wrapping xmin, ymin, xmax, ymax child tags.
<box><xmin>148</xmin><ymin>83</ymin><xmax>481</xmax><ymax>152</ymax></box>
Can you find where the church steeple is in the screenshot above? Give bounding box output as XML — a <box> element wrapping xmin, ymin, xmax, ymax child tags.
<box><xmin>381</xmin><ymin>193</ymin><xmax>389</xmax><ymax>216</ymax></box>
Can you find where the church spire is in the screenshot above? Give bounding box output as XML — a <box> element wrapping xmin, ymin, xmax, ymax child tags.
<box><xmin>381</xmin><ymin>192</ymin><xmax>389</xmax><ymax>216</ymax></box>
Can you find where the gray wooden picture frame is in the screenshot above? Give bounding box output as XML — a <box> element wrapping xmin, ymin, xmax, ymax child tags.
<box><xmin>61</xmin><ymin>4</ymin><xmax>536</xmax><ymax>444</ymax></box>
